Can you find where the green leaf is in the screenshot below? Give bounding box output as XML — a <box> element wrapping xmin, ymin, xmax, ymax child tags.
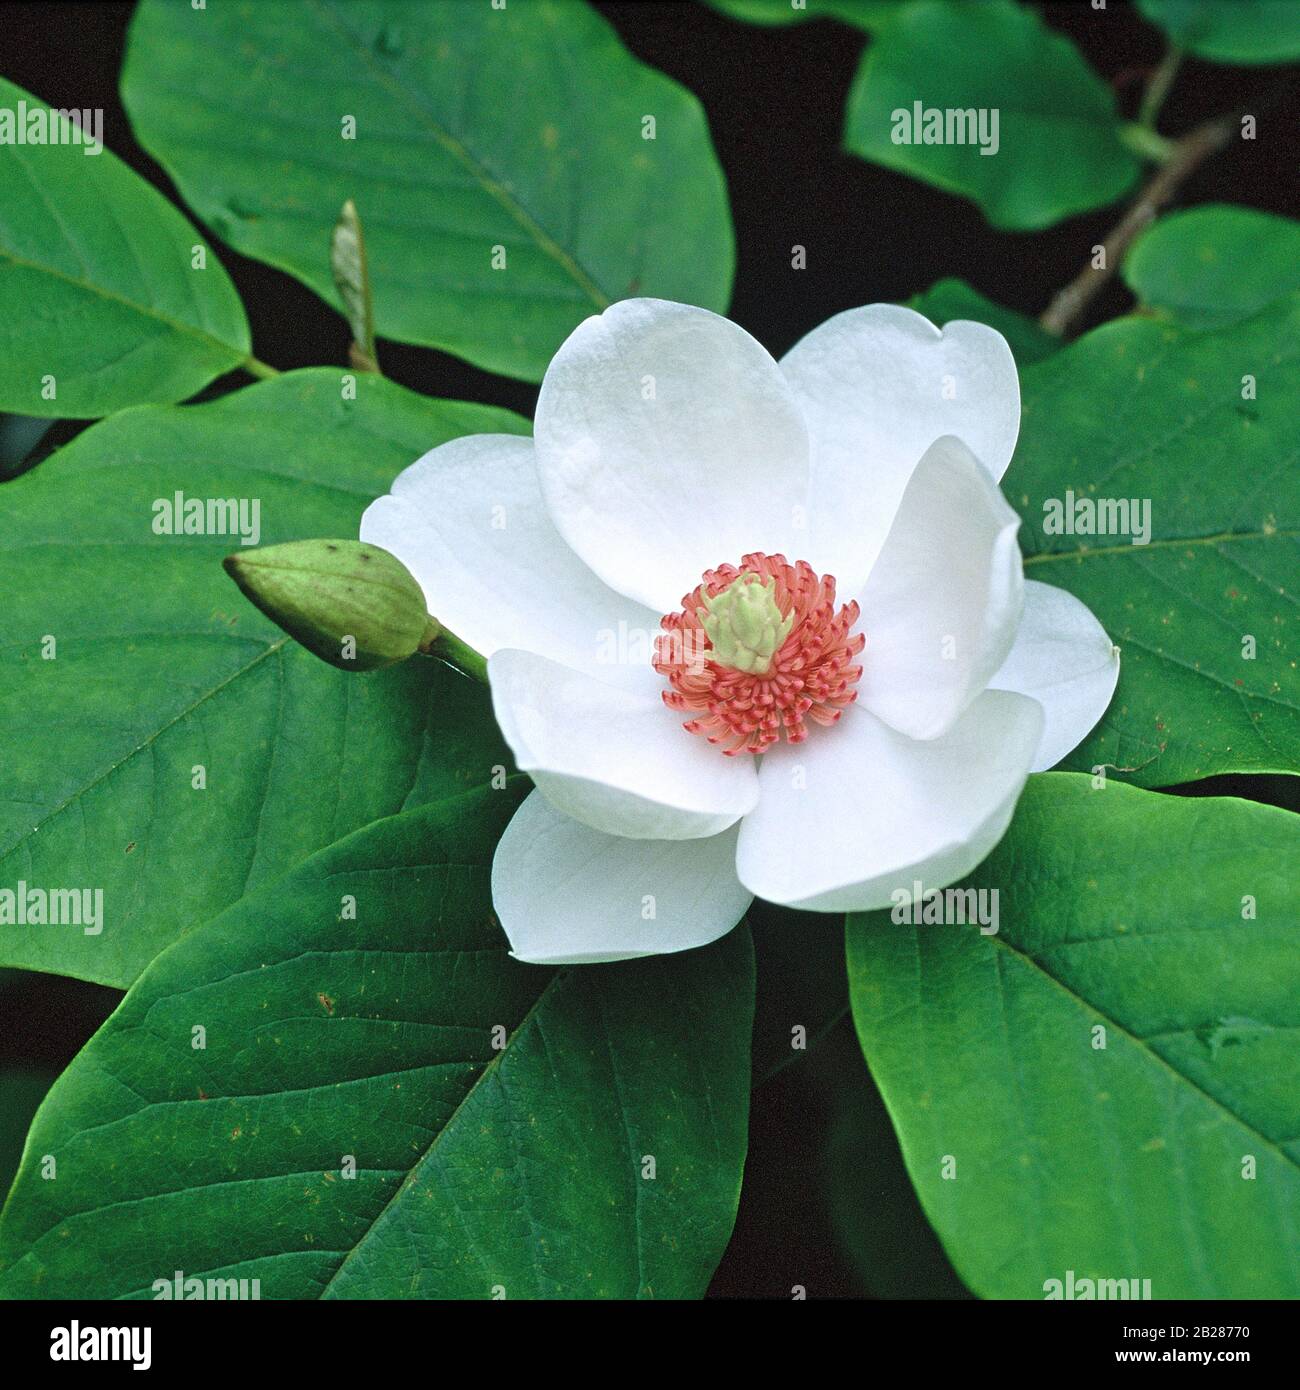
<box><xmin>0</xmin><ymin>78</ymin><xmax>250</xmax><ymax>418</ymax></box>
<box><xmin>848</xmin><ymin>772</ymin><xmax>1300</xmax><ymax>1299</ymax></box>
<box><xmin>701</xmin><ymin>0</ymin><xmax>902</xmax><ymax>29</ymax></box>
<box><xmin>907</xmin><ymin>277</ymin><xmax>1061</xmax><ymax>365</ymax></box>
<box><xmin>121</xmin><ymin>0</ymin><xmax>734</xmax><ymax>383</ymax></box>
<box><xmin>1011</xmin><ymin>295</ymin><xmax>1299</xmax><ymax>785</ymax></box>
<box><xmin>1136</xmin><ymin>0</ymin><xmax>1300</xmax><ymax>64</ymax></box>
<box><xmin>0</xmin><ymin>370</ymin><xmax>525</xmax><ymax>988</ymax></box>
<box><xmin>0</xmin><ymin>785</ymin><xmax>754</xmax><ymax>1299</ymax></box>
<box><xmin>843</xmin><ymin>0</ymin><xmax>1140</xmax><ymax>231</ymax></box>
<box><xmin>1123</xmin><ymin>205</ymin><xmax>1300</xmax><ymax>330</ymax></box>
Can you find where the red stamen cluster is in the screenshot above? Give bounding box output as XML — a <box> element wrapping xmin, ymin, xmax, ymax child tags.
<box><xmin>654</xmin><ymin>551</ymin><xmax>865</xmax><ymax>755</ymax></box>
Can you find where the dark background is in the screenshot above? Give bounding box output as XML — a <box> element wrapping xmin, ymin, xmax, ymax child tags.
<box><xmin>2</xmin><ymin>0</ymin><xmax>1296</xmax><ymax>1298</ymax></box>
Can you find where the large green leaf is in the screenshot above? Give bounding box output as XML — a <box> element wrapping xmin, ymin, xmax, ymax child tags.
<box><xmin>1123</xmin><ymin>205</ymin><xmax>1300</xmax><ymax>331</ymax></box>
<box><xmin>0</xmin><ymin>785</ymin><xmax>754</xmax><ymax>1299</ymax></box>
<box><xmin>1011</xmin><ymin>295</ymin><xmax>1299</xmax><ymax>785</ymax></box>
<box><xmin>1136</xmin><ymin>0</ymin><xmax>1300</xmax><ymax>65</ymax></box>
<box><xmin>0</xmin><ymin>370</ymin><xmax>525</xmax><ymax>988</ymax></box>
<box><xmin>907</xmin><ymin>277</ymin><xmax>1060</xmax><ymax>366</ymax></box>
<box><xmin>848</xmin><ymin>773</ymin><xmax>1300</xmax><ymax>1299</ymax></box>
<box><xmin>121</xmin><ymin>0</ymin><xmax>734</xmax><ymax>383</ymax></box>
<box><xmin>843</xmin><ymin>0</ymin><xmax>1139</xmax><ymax>231</ymax></box>
<box><xmin>701</xmin><ymin>0</ymin><xmax>902</xmax><ymax>28</ymax></box>
<box><xmin>0</xmin><ymin>78</ymin><xmax>250</xmax><ymax>418</ymax></box>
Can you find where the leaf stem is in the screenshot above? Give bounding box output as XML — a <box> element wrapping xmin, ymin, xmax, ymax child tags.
<box><xmin>1120</xmin><ymin>122</ymin><xmax>1177</xmax><ymax>165</ymax></box>
<box><xmin>1136</xmin><ymin>45</ymin><xmax>1183</xmax><ymax>134</ymax></box>
<box><xmin>420</xmin><ymin>622</ymin><xmax>488</xmax><ymax>683</ymax></box>
<box><xmin>242</xmin><ymin>355</ymin><xmax>282</xmax><ymax>380</ymax></box>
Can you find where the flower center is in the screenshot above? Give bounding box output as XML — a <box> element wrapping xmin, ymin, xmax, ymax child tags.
<box><xmin>654</xmin><ymin>551</ymin><xmax>865</xmax><ymax>756</ymax></box>
<box><xmin>700</xmin><ymin>573</ymin><xmax>793</xmax><ymax>676</ymax></box>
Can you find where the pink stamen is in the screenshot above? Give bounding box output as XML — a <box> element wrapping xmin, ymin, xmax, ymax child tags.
<box><xmin>654</xmin><ymin>551</ymin><xmax>865</xmax><ymax>756</ymax></box>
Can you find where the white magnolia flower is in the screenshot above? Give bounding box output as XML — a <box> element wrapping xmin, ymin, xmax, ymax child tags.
<box><xmin>363</xmin><ymin>299</ymin><xmax>1119</xmax><ymax>964</ymax></box>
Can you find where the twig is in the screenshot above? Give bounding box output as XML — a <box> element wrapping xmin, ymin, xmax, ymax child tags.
<box><xmin>1038</xmin><ymin>113</ymin><xmax>1234</xmax><ymax>338</ymax></box>
<box><xmin>1136</xmin><ymin>46</ymin><xmax>1183</xmax><ymax>132</ymax></box>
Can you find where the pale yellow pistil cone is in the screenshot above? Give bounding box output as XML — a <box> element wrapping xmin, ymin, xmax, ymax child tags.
<box><xmin>700</xmin><ymin>574</ymin><xmax>794</xmax><ymax>676</ymax></box>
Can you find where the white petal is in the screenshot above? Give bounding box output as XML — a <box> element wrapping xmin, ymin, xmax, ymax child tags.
<box><xmin>492</xmin><ymin>791</ymin><xmax>751</xmax><ymax>964</ymax></box>
<box><xmin>855</xmin><ymin>435</ymin><xmax>1024</xmax><ymax>741</ymax></box>
<box><xmin>736</xmin><ymin>691</ymin><xmax>1042</xmax><ymax>913</ymax></box>
<box><xmin>361</xmin><ymin>434</ymin><xmax>658</xmax><ymax>690</ymax></box>
<box><xmin>990</xmin><ymin>580</ymin><xmax>1120</xmax><ymax>771</ymax></box>
<box><xmin>781</xmin><ymin>304</ymin><xmax>1020</xmax><ymax>595</ymax></box>
<box><xmin>488</xmin><ymin>648</ymin><xmax>759</xmax><ymax>841</ymax></box>
<box><xmin>534</xmin><ymin>299</ymin><xmax>810</xmax><ymax>613</ymax></box>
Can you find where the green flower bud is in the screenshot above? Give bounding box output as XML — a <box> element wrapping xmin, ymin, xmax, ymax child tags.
<box><xmin>700</xmin><ymin>574</ymin><xmax>793</xmax><ymax>676</ymax></box>
<box><xmin>223</xmin><ymin>539</ymin><xmax>433</xmax><ymax>671</ymax></box>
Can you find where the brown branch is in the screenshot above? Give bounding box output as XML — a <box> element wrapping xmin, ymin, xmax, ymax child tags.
<box><xmin>1038</xmin><ymin>114</ymin><xmax>1235</xmax><ymax>339</ymax></box>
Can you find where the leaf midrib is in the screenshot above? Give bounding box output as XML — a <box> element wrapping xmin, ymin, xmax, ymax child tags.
<box><xmin>987</xmin><ymin>929</ymin><xmax>1300</xmax><ymax>1177</ymax></box>
<box><xmin>1022</xmin><ymin>526</ymin><xmax>1300</xmax><ymax>565</ymax></box>
<box><xmin>318</xmin><ymin>962</ymin><xmax>560</xmax><ymax>1297</ymax></box>
<box><xmin>0</xmin><ymin>244</ymin><xmax>247</xmax><ymax>369</ymax></box>
<box><xmin>302</xmin><ymin>0</ymin><xmax>611</xmax><ymax>314</ymax></box>
<box><xmin>0</xmin><ymin>636</ymin><xmax>286</xmax><ymax>861</ymax></box>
